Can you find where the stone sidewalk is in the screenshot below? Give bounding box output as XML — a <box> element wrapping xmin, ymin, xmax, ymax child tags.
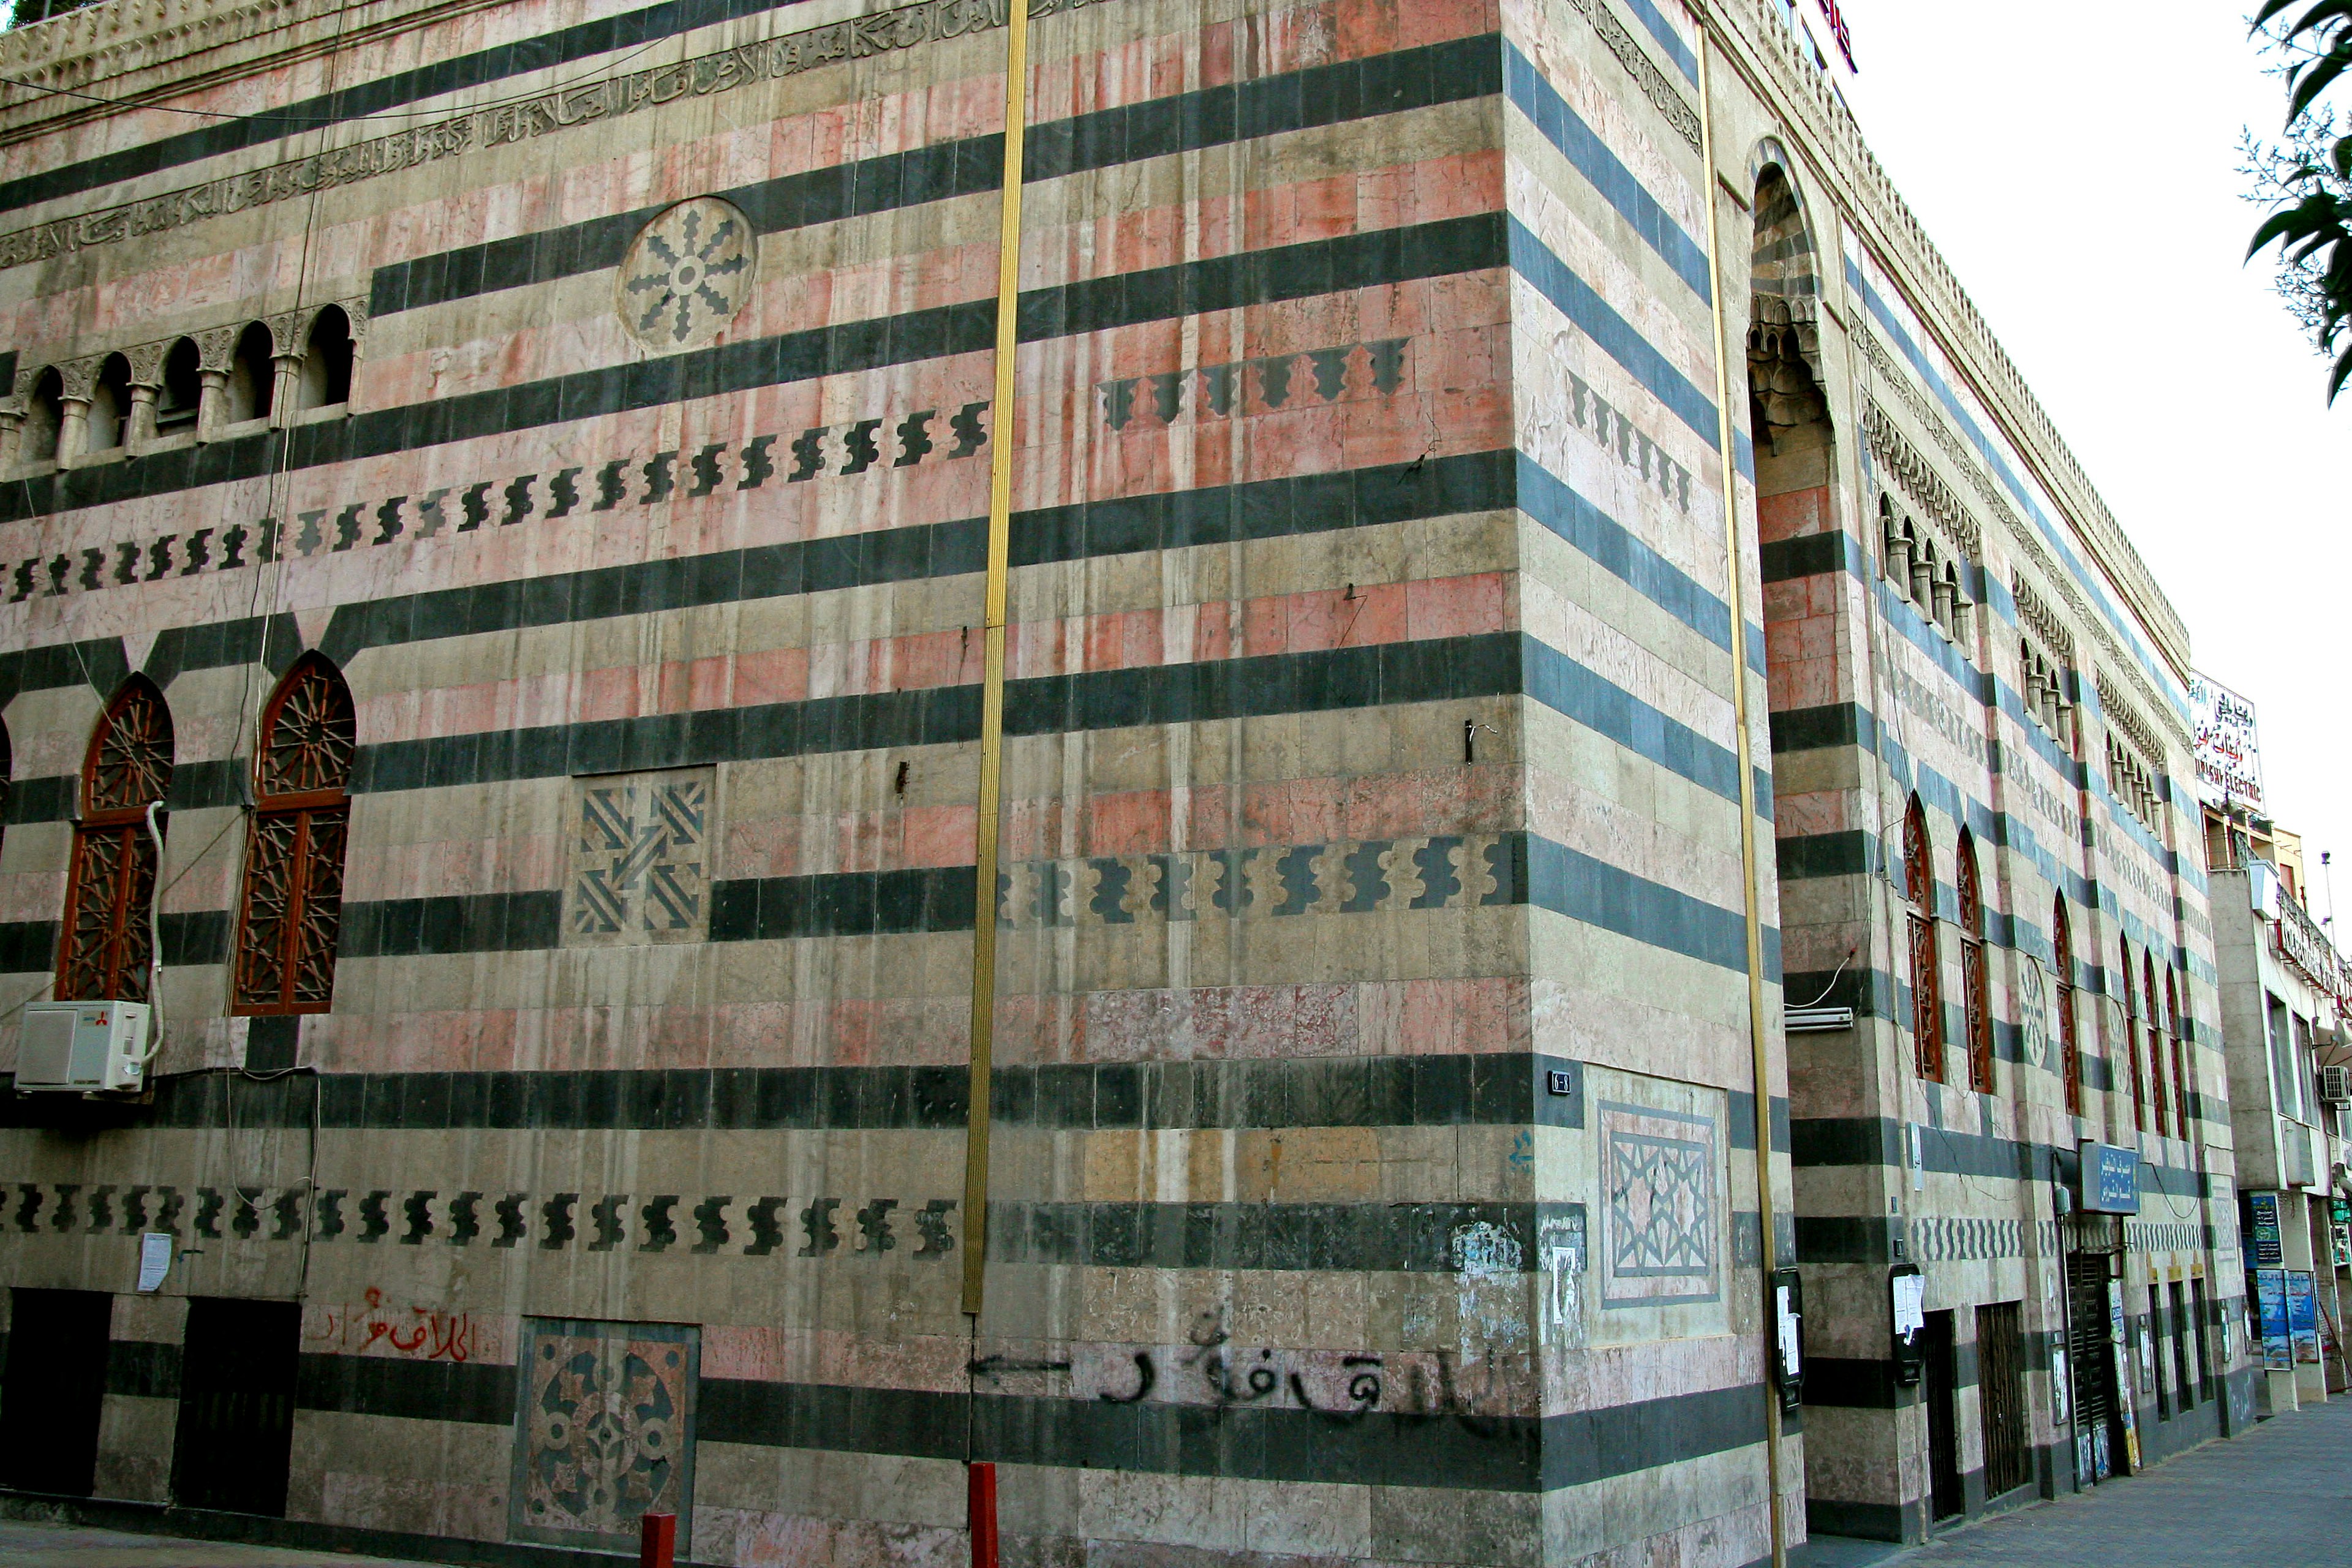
<box><xmin>1804</xmin><ymin>1393</ymin><xmax>2352</xmax><ymax>1566</ymax></box>
<box><xmin>5</xmin><ymin>1398</ymin><xmax>2349</xmax><ymax>1568</ymax></box>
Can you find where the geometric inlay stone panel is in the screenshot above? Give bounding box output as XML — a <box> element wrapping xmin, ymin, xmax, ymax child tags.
<box><xmin>1599</xmin><ymin>1098</ymin><xmax>1719</xmax><ymax>1308</ymax></box>
<box><xmin>564</xmin><ymin>769</ymin><xmax>714</xmax><ymax>946</ymax></box>
<box><xmin>510</xmin><ymin>1319</ymin><xmax>699</xmax><ymax>1555</ymax></box>
<box><xmin>620</xmin><ymin>197</ymin><xmax>755</xmax><ymax>351</ymax></box>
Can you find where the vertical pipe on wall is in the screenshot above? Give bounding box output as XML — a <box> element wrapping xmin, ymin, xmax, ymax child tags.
<box><xmin>1692</xmin><ymin>18</ymin><xmax>1789</xmax><ymax>1567</ymax></box>
<box><xmin>962</xmin><ymin>0</ymin><xmax>1032</xmax><ymax>1322</ymax></box>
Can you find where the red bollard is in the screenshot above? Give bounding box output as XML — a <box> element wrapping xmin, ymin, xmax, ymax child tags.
<box><xmin>640</xmin><ymin>1511</ymin><xmax>677</xmax><ymax>1568</ymax></box>
<box><xmin>968</xmin><ymin>1461</ymin><xmax>998</xmax><ymax>1568</ymax></box>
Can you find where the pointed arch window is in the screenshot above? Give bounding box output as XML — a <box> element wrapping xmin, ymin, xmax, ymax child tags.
<box><xmin>2144</xmin><ymin>956</ymin><xmax>2167</xmax><ymax>1141</ymax></box>
<box><xmin>2123</xmin><ymin>940</ymin><xmax>2147</xmax><ymax>1133</ymax></box>
<box><xmin>59</xmin><ymin>679</ymin><xmax>173</xmax><ymax>1001</ymax></box>
<box><xmin>2165</xmin><ymin>969</ymin><xmax>2190</xmax><ymax>1139</ymax></box>
<box><xmin>1956</xmin><ymin>832</ymin><xmax>1992</xmax><ymax>1092</ymax></box>
<box><xmin>2054</xmin><ymin>898</ymin><xmax>2081</xmax><ymax>1117</ymax></box>
<box><xmin>233</xmin><ymin>657</ymin><xmax>354</xmax><ymax>1015</ymax></box>
<box><xmin>1905</xmin><ymin>796</ymin><xmax>1943</xmax><ymax>1081</ymax></box>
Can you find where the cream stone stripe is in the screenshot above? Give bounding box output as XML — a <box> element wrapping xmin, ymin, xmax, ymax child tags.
<box><xmin>960</xmin><ymin>0</ymin><xmax>1027</xmax><ymax>1321</ymax></box>
<box><xmin>1693</xmin><ymin>18</ymin><xmax>1785</xmax><ymax>1568</ymax></box>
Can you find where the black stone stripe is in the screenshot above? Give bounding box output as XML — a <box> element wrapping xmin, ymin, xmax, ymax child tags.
<box><xmin>1758</xmin><ymin>530</ymin><xmax>1859</xmax><ymax>584</ymax></box>
<box><xmin>348</xmin><ymin>630</ymin><xmax>1520</xmax><ymax>794</ymax></box>
<box><xmin>0</xmin><ymin>1057</ymin><xmax>1581</xmax><ymax>1134</ymax></box>
<box><xmin>10</xmin><ymin>213</ymin><xmax>1508</xmax><ymax>526</ymax></box>
<box><xmin>296</xmin><ymin>1350</ymin><xmax>1766</xmax><ymax>1492</ymax></box>
<box><xmin>372</xmin><ymin>33</ymin><xmax>1504</xmax><ymax>317</ymax></box>
<box><xmin>0</xmin><ymin>0</ymin><xmax>826</xmax><ymax>219</ymax></box>
<box><xmin>102</xmin><ymin>1339</ymin><xmax>184</xmax><ymax>1401</ymax></box>
<box><xmin>295</xmin><ymin>1352</ymin><xmax>514</xmax><ymax>1425</ymax></box>
<box><xmin>1793</xmin><ymin>1115</ymin><xmax>2212</xmax><ymax>1199</ymax></box>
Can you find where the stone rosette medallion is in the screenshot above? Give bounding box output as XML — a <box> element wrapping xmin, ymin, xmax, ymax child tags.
<box><xmin>619</xmin><ymin>197</ymin><xmax>756</xmax><ymax>351</ymax></box>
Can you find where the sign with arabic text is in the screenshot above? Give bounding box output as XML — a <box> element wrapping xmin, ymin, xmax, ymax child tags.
<box><xmin>2190</xmin><ymin>671</ymin><xmax>2265</xmax><ymax>811</ymax></box>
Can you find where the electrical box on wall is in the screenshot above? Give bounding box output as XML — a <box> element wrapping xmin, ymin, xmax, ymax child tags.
<box><xmin>15</xmin><ymin>1002</ymin><xmax>149</xmax><ymax>1093</ymax></box>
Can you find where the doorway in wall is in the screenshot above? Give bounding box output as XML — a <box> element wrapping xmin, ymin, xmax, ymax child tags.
<box><xmin>1923</xmin><ymin>1309</ymin><xmax>1964</xmax><ymax>1521</ymax></box>
<box><xmin>1977</xmin><ymin>1301</ymin><xmax>2030</xmax><ymax>1498</ymax></box>
<box><xmin>172</xmin><ymin>1297</ymin><xmax>300</xmax><ymax>1515</ymax></box>
<box><xmin>0</xmin><ymin>1287</ymin><xmax>112</xmax><ymax>1496</ymax></box>
<box><xmin>2068</xmin><ymin>1251</ymin><xmax>2120</xmax><ymax>1480</ymax></box>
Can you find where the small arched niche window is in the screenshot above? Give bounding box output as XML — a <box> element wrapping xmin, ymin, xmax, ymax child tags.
<box><xmin>298</xmin><ymin>306</ymin><xmax>353</xmax><ymax>412</ymax></box>
<box><xmin>86</xmin><ymin>353</ymin><xmax>131</xmax><ymax>454</ymax></box>
<box><xmin>2122</xmin><ymin>940</ymin><xmax>2147</xmax><ymax>1133</ymax></box>
<box><xmin>226</xmin><ymin>322</ymin><xmax>274</xmax><ymax>423</ymax></box>
<box><xmin>233</xmin><ymin>655</ymin><xmax>355</xmax><ymax>1015</ymax></box>
<box><xmin>154</xmin><ymin>338</ymin><xmax>202</xmax><ymax>436</ymax></box>
<box><xmin>20</xmin><ymin>368</ymin><xmax>63</xmax><ymax>466</ymax></box>
<box><xmin>2054</xmin><ymin>897</ymin><xmax>2081</xmax><ymax>1117</ymax></box>
<box><xmin>58</xmin><ymin>679</ymin><xmax>174</xmax><ymax>1003</ymax></box>
<box><xmin>1905</xmin><ymin>794</ymin><xmax>1943</xmax><ymax>1081</ymax></box>
<box><xmin>2165</xmin><ymin>968</ymin><xmax>2189</xmax><ymax>1139</ymax></box>
<box><xmin>1956</xmin><ymin>831</ymin><xmax>1992</xmax><ymax>1092</ymax></box>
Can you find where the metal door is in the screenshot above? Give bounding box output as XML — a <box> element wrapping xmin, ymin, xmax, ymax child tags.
<box><xmin>2067</xmin><ymin>1252</ymin><xmax>2116</xmax><ymax>1480</ymax></box>
<box><xmin>1923</xmin><ymin>1310</ymin><xmax>1963</xmax><ymax>1520</ymax></box>
<box><xmin>1977</xmin><ymin>1301</ymin><xmax>2030</xmax><ymax>1498</ymax></box>
<box><xmin>172</xmin><ymin>1297</ymin><xmax>300</xmax><ymax>1515</ymax></box>
<box><xmin>0</xmin><ymin>1287</ymin><xmax>111</xmax><ymax>1496</ymax></box>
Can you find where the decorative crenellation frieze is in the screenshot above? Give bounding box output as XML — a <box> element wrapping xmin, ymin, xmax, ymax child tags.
<box><xmin>1</xmin><ymin>1177</ymin><xmax>960</xmax><ymax>1258</ymax></box>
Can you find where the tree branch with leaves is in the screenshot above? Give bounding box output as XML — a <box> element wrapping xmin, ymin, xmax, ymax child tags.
<box><xmin>2248</xmin><ymin>0</ymin><xmax>2352</xmax><ymax>400</ymax></box>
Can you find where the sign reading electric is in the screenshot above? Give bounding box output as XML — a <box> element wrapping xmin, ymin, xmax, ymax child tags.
<box><xmin>2191</xmin><ymin>671</ymin><xmax>2266</xmax><ymax>813</ymax></box>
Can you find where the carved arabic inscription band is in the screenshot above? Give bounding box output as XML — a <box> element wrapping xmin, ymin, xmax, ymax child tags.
<box><xmin>0</xmin><ymin>0</ymin><xmax>1118</xmax><ymax>273</ymax></box>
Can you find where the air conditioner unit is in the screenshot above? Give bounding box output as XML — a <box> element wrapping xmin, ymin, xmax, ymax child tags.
<box><xmin>15</xmin><ymin>1002</ymin><xmax>149</xmax><ymax>1093</ymax></box>
<box><xmin>2322</xmin><ymin>1065</ymin><xmax>2352</xmax><ymax>1107</ymax></box>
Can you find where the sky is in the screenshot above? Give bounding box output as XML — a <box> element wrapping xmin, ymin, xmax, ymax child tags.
<box><xmin>1811</xmin><ymin>2</ymin><xmax>2352</xmax><ymax>922</ymax></box>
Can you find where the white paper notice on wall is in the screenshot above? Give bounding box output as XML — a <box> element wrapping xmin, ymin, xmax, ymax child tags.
<box><xmin>137</xmin><ymin>1231</ymin><xmax>171</xmax><ymax>1292</ymax></box>
<box><xmin>1776</xmin><ymin>1284</ymin><xmax>1802</xmax><ymax>1375</ymax></box>
<box><xmin>1891</xmin><ymin>1270</ymin><xmax>1926</xmax><ymax>1338</ymax></box>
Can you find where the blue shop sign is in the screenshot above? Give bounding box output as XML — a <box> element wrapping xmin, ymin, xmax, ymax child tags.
<box><xmin>2079</xmin><ymin>1140</ymin><xmax>2140</xmax><ymax>1214</ymax></box>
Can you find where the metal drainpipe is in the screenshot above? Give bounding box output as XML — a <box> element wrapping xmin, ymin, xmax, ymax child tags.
<box><xmin>1691</xmin><ymin>17</ymin><xmax>1789</xmax><ymax>1567</ymax></box>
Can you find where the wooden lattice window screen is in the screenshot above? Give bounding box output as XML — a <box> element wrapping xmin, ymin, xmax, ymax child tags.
<box><xmin>2144</xmin><ymin>958</ymin><xmax>2167</xmax><ymax>1141</ymax></box>
<box><xmin>2124</xmin><ymin>941</ymin><xmax>2147</xmax><ymax>1133</ymax></box>
<box><xmin>1905</xmin><ymin>797</ymin><xmax>1943</xmax><ymax>1080</ymax></box>
<box><xmin>58</xmin><ymin>680</ymin><xmax>173</xmax><ymax>1001</ymax></box>
<box><xmin>2054</xmin><ymin>899</ymin><xmax>2081</xmax><ymax>1117</ymax></box>
<box><xmin>1957</xmin><ymin>834</ymin><xmax>1992</xmax><ymax>1092</ymax></box>
<box><xmin>2166</xmin><ymin>971</ymin><xmax>2190</xmax><ymax>1139</ymax></box>
<box><xmin>233</xmin><ymin>657</ymin><xmax>354</xmax><ymax>1015</ymax></box>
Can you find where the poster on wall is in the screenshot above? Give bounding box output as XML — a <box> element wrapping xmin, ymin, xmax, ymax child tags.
<box><xmin>2190</xmin><ymin>671</ymin><xmax>2265</xmax><ymax>812</ymax></box>
<box><xmin>2248</xmin><ymin>1193</ymin><xmax>2286</xmax><ymax>1268</ymax></box>
<box><xmin>2255</xmin><ymin>1268</ymin><xmax>2294</xmax><ymax>1371</ymax></box>
<box><xmin>2288</xmin><ymin>1270</ymin><xmax>2322</xmax><ymax>1365</ymax></box>
<box><xmin>2108</xmin><ymin>1280</ymin><xmax>2140</xmax><ymax>1473</ymax></box>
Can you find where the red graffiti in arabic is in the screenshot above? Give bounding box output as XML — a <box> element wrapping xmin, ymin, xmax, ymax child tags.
<box><xmin>315</xmin><ymin>1287</ymin><xmax>473</xmax><ymax>1362</ymax></box>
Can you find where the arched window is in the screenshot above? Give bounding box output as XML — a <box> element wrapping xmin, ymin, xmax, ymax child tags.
<box><xmin>20</xmin><ymin>368</ymin><xmax>62</xmax><ymax>465</ymax></box>
<box><xmin>2144</xmin><ymin>955</ymin><xmax>2166</xmax><ymax>1139</ymax></box>
<box><xmin>58</xmin><ymin>679</ymin><xmax>174</xmax><ymax>1002</ymax></box>
<box><xmin>1905</xmin><ymin>795</ymin><xmax>1943</xmax><ymax>1081</ymax></box>
<box><xmin>86</xmin><ymin>353</ymin><xmax>130</xmax><ymax>454</ymax></box>
<box><xmin>227</xmin><ymin>322</ymin><xmax>274</xmax><ymax>423</ymax></box>
<box><xmin>2165</xmin><ymin>969</ymin><xmax>2189</xmax><ymax>1139</ymax></box>
<box><xmin>1956</xmin><ymin>832</ymin><xmax>1992</xmax><ymax>1091</ymax></box>
<box><xmin>299</xmin><ymin>306</ymin><xmax>354</xmax><ymax>410</ymax></box>
<box><xmin>2122</xmin><ymin>940</ymin><xmax>2147</xmax><ymax>1133</ymax></box>
<box><xmin>233</xmin><ymin>656</ymin><xmax>354</xmax><ymax>1014</ymax></box>
<box><xmin>154</xmin><ymin>338</ymin><xmax>202</xmax><ymax>436</ymax></box>
<box><xmin>2054</xmin><ymin>897</ymin><xmax>2081</xmax><ymax>1117</ymax></box>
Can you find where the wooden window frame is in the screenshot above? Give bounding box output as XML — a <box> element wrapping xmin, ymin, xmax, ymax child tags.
<box><xmin>2124</xmin><ymin>941</ymin><xmax>2147</xmax><ymax>1134</ymax></box>
<box><xmin>232</xmin><ymin>657</ymin><xmax>354</xmax><ymax>1017</ymax></box>
<box><xmin>1956</xmin><ymin>832</ymin><xmax>1993</xmax><ymax>1092</ymax></box>
<box><xmin>58</xmin><ymin>680</ymin><xmax>173</xmax><ymax>1003</ymax></box>
<box><xmin>1906</xmin><ymin>796</ymin><xmax>1944</xmax><ymax>1081</ymax></box>
<box><xmin>2054</xmin><ymin>898</ymin><xmax>2081</xmax><ymax>1116</ymax></box>
<box><xmin>2166</xmin><ymin>970</ymin><xmax>2190</xmax><ymax>1139</ymax></box>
